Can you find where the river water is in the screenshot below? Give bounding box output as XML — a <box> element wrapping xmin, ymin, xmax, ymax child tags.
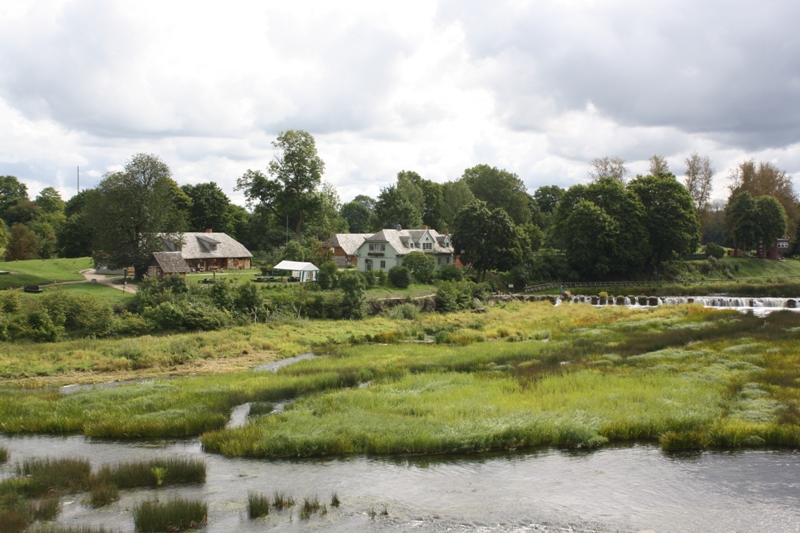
<box><xmin>1</xmin><ymin>433</ymin><xmax>798</xmax><ymax>532</ymax></box>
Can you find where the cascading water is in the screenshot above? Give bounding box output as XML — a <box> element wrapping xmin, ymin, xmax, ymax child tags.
<box><xmin>571</xmin><ymin>294</ymin><xmax>800</xmax><ymax>315</ymax></box>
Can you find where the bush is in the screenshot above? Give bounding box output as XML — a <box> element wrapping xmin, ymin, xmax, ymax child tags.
<box><xmin>374</xmin><ymin>270</ymin><xmax>388</xmax><ymax>286</ymax></box>
<box><xmin>435</xmin><ymin>281</ymin><xmax>474</xmax><ymax>313</ymax></box>
<box><xmin>338</xmin><ymin>271</ymin><xmax>366</xmax><ymax>319</ymax></box>
<box><xmin>386</xmin><ymin>303</ymin><xmax>419</xmax><ymax>320</ymax></box>
<box><xmin>317</xmin><ymin>261</ymin><xmax>339</xmax><ymax>290</ymax></box>
<box><xmin>388</xmin><ymin>266</ymin><xmax>411</xmax><ymax>289</ymax></box>
<box><xmin>402</xmin><ymin>252</ymin><xmax>436</xmax><ymax>283</ymax></box>
<box><xmin>361</xmin><ymin>270</ymin><xmax>375</xmax><ymax>289</ymax></box>
<box><xmin>705</xmin><ymin>242</ymin><xmax>726</xmax><ymax>259</ymax></box>
<box><xmin>437</xmin><ymin>264</ymin><xmax>462</xmax><ymax>282</ymax></box>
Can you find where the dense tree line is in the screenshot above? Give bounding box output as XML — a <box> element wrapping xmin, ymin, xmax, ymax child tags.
<box><xmin>1</xmin><ymin>129</ymin><xmax>797</xmax><ymax>286</ymax></box>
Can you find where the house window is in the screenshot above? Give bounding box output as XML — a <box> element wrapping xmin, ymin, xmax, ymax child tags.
<box><xmin>369</xmin><ymin>243</ymin><xmax>386</xmax><ymax>252</ymax></box>
<box><xmin>437</xmin><ymin>257</ymin><xmax>441</xmax><ymax>265</ymax></box>
<box><xmin>380</xmin><ymin>260</ymin><xmax>386</xmax><ymax>269</ymax></box>
<box><xmin>423</xmin><ymin>242</ymin><xmax>432</xmax><ymax>250</ymax></box>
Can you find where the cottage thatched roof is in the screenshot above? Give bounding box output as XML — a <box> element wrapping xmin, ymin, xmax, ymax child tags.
<box><xmin>162</xmin><ymin>232</ymin><xmax>253</xmax><ymax>260</ymax></box>
<box><xmin>151</xmin><ymin>252</ymin><xmax>191</xmax><ymax>274</ymax></box>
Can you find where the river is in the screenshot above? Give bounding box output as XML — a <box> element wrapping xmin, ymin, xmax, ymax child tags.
<box><xmin>1</xmin><ymin>433</ymin><xmax>798</xmax><ymax>532</ymax></box>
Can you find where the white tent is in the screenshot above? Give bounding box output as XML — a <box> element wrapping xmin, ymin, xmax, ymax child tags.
<box><xmin>272</xmin><ymin>261</ymin><xmax>319</xmax><ymax>282</ymax></box>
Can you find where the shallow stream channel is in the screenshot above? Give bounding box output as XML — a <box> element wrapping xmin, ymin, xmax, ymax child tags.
<box><xmin>4</xmin><ymin>358</ymin><xmax>800</xmax><ymax>532</ymax></box>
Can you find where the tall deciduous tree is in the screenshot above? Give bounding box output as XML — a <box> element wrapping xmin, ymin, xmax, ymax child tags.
<box><xmin>340</xmin><ymin>200</ymin><xmax>372</xmax><ymax>233</ymax></box>
<box><xmin>236</xmin><ymin>130</ymin><xmax>324</xmax><ymax>241</ymax></box>
<box><xmin>725</xmin><ymin>191</ymin><xmax>758</xmax><ymax>255</ymax></box>
<box><xmin>728</xmin><ymin>160</ymin><xmax>799</xmax><ymax>238</ymax></box>
<box><xmin>440</xmin><ymin>180</ymin><xmax>475</xmax><ymax>232</ymax></box>
<box><xmin>452</xmin><ymin>200</ymin><xmax>520</xmax><ymax>281</ymax></box>
<box><xmin>373</xmin><ymin>185</ymin><xmax>422</xmax><ymax>229</ymax></box>
<box><xmin>589</xmin><ymin>156</ymin><xmax>628</xmax><ymax>183</ymax></box>
<box><xmin>0</xmin><ymin>176</ymin><xmax>29</xmax><ymax>224</ymax></box>
<box><xmin>34</xmin><ymin>187</ymin><xmax>65</xmax><ymax>214</ymax></box>
<box><xmin>561</xmin><ymin>199</ymin><xmax>618</xmax><ymax>279</ymax></box>
<box><xmin>684</xmin><ymin>152</ymin><xmax>714</xmax><ymax>212</ymax></box>
<box><xmin>755</xmin><ymin>196</ymin><xmax>787</xmax><ymax>250</ymax></box>
<box><xmin>5</xmin><ymin>223</ymin><xmax>39</xmax><ymax>261</ymax></box>
<box><xmin>461</xmin><ymin>164</ymin><xmax>531</xmax><ymax>225</ymax></box>
<box><xmin>181</xmin><ymin>182</ymin><xmax>232</xmax><ymax>233</ymax></box>
<box><xmin>88</xmin><ymin>153</ymin><xmax>184</xmax><ymax>279</ymax></box>
<box><xmin>629</xmin><ymin>173</ymin><xmax>700</xmax><ymax>265</ymax></box>
<box><xmin>648</xmin><ymin>155</ymin><xmax>670</xmax><ymax>177</ymax></box>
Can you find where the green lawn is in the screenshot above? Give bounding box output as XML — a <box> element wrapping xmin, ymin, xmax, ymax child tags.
<box><xmin>365</xmin><ymin>283</ymin><xmax>437</xmax><ymax>299</ymax></box>
<box><xmin>20</xmin><ymin>282</ymin><xmax>135</xmax><ymax>305</ymax></box>
<box><xmin>0</xmin><ymin>257</ymin><xmax>93</xmax><ymax>289</ymax></box>
<box><xmin>716</xmin><ymin>257</ymin><xmax>800</xmax><ymax>279</ymax></box>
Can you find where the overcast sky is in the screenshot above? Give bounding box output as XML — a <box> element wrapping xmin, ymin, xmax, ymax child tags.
<box><xmin>1</xmin><ymin>0</ymin><xmax>799</xmax><ymax>206</ymax></box>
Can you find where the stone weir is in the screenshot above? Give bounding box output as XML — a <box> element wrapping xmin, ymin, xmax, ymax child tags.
<box><xmin>490</xmin><ymin>293</ymin><xmax>800</xmax><ymax>311</ymax></box>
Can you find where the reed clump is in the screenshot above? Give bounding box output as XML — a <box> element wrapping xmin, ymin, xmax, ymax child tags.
<box><xmin>0</xmin><ymin>447</ymin><xmax>8</xmax><ymax>463</ymax></box>
<box><xmin>89</xmin><ymin>483</ymin><xmax>119</xmax><ymax>508</ymax></box>
<box><xmin>94</xmin><ymin>458</ymin><xmax>206</xmax><ymax>488</ymax></box>
<box><xmin>132</xmin><ymin>497</ymin><xmax>207</xmax><ymax>532</ymax></box>
<box><xmin>299</xmin><ymin>495</ymin><xmax>323</xmax><ymax>519</ymax></box>
<box><xmin>247</xmin><ymin>491</ymin><xmax>270</xmax><ymax>519</ymax></box>
<box><xmin>14</xmin><ymin>457</ymin><xmax>92</xmax><ymax>497</ymax></box>
<box><xmin>271</xmin><ymin>490</ymin><xmax>294</xmax><ymax>510</ymax></box>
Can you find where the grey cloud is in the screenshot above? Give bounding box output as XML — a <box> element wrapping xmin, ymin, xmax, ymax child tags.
<box><xmin>438</xmin><ymin>0</ymin><xmax>800</xmax><ymax>151</ymax></box>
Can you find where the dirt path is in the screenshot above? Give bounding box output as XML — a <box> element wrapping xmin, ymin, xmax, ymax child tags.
<box><xmin>79</xmin><ymin>269</ymin><xmax>137</xmax><ymax>293</ymax></box>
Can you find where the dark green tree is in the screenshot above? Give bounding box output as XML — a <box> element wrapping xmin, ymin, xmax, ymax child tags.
<box><xmin>0</xmin><ymin>176</ymin><xmax>30</xmax><ymax>224</ymax></box>
<box><xmin>452</xmin><ymin>200</ymin><xmax>521</xmax><ymax>281</ymax></box>
<box><xmin>561</xmin><ymin>199</ymin><xmax>618</xmax><ymax>279</ymax></box>
<box><xmin>461</xmin><ymin>164</ymin><xmax>531</xmax><ymax>225</ymax></box>
<box><xmin>5</xmin><ymin>223</ymin><xmax>39</xmax><ymax>261</ymax></box>
<box><xmin>628</xmin><ymin>173</ymin><xmax>700</xmax><ymax>265</ymax></box>
<box><xmin>340</xmin><ymin>200</ymin><xmax>372</xmax><ymax>233</ymax></box>
<box><xmin>388</xmin><ymin>265</ymin><xmax>412</xmax><ymax>288</ymax></box>
<box><xmin>755</xmin><ymin>195</ymin><xmax>787</xmax><ymax>249</ymax></box>
<box><xmin>57</xmin><ymin>189</ymin><xmax>98</xmax><ymax>258</ymax></box>
<box><xmin>34</xmin><ymin>187</ymin><xmax>65</xmax><ymax>214</ymax></box>
<box><xmin>725</xmin><ymin>191</ymin><xmax>758</xmax><ymax>254</ymax></box>
<box><xmin>236</xmin><ymin>130</ymin><xmax>324</xmax><ymax>241</ymax></box>
<box><xmin>373</xmin><ymin>185</ymin><xmax>422</xmax><ymax>229</ymax></box>
<box><xmin>88</xmin><ymin>153</ymin><xmax>185</xmax><ymax>279</ymax></box>
<box><xmin>181</xmin><ymin>182</ymin><xmax>233</xmax><ymax>233</ymax></box>
<box><xmin>440</xmin><ymin>180</ymin><xmax>475</xmax><ymax>232</ymax></box>
<box><xmin>402</xmin><ymin>251</ymin><xmax>436</xmax><ymax>283</ymax></box>
<box><xmin>338</xmin><ymin>270</ymin><xmax>365</xmax><ymax>318</ymax></box>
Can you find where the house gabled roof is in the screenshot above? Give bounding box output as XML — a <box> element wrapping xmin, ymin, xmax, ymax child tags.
<box><xmin>324</xmin><ymin>233</ymin><xmax>372</xmax><ymax>256</ymax></box>
<box><xmin>163</xmin><ymin>232</ymin><xmax>253</xmax><ymax>260</ymax></box>
<box><xmin>151</xmin><ymin>252</ymin><xmax>191</xmax><ymax>274</ymax></box>
<box><xmin>361</xmin><ymin>229</ymin><xmax>454</xmax><ymax>255</ymax></box>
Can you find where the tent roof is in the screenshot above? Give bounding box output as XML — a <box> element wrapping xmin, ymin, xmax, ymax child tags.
<box><xmin>273</xmin><ymin>260</ymin><xmax>319</xmax><ymax>272</ymax></box>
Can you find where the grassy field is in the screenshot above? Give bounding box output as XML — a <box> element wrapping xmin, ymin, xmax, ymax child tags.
<box><xmin>20</xmin><ymin>282</ymin><xmax>134</xmax><ymax>305</ymax></box>
<box><xmin>0</xmin><ymin>257</ymin><xmax>93</xmax><ymax>289</ymax></box>
<box><xmin>0</xmin><ymin>302</ymin><xmax>798</xmax><ymax>454</ymax></box>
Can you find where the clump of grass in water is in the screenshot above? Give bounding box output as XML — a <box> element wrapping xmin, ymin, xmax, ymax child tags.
<box><xmin>89</xmin><ymin>483</ymin><xmax>119</xmax><ymax>508</ymax></box>
<box><xmin>22</xmin><ymin>526</ymin><xmax>115</xmax><ymax>533</ymax></box>
<box><xmin>30</xmin><ymin>496</ymin><xmax>61</xmax><ymax>521</ymax></box>
<box><xmin>272</xmin><ymin>490</ymin><xmax>294</xmax><ymax>510</ymax></box>
<box><xmin>94</xmin><ymin>458</ymin><xmax>205</xmax><ymax>488</ymax></box>
<box><xmin>132</xmin><ymin>497</ymin><xmax>207</xmax><ymax>532</ymax></box>
<box><xmin>660</xmin><ymin>430</ymin><xmax>708</xmax><ymax>452</ymax></box>
<box><xmin>0</xmin><ymin>494</ymin><xmax>61</xmax><ymax>533</ymax></box>
<box><xmin>330</xmin><ymin>491</ymin><xmax>340</xmax><ymax>507</ymax></box>
<box><xmin>14</xmin><ymin>457</ymin><xmax>92</xmax><ymax>496</ymax></box>
<box><xmin>299</xmin><ymin>495</ymin><xmax>322</xmax><ymax>520</ymax></box>
<box><xmin>247</xmin><ymin>491</ymin><xmax>270</xmax><ymax>519</ymax></box>
<box><xmin>0</xmin><ymin>447</ymin><xmax>8</xmax><ymax>463</ymax></box>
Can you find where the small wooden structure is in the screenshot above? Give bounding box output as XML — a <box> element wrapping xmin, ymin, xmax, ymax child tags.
<box><xmin>24</xmin><ymin>284</ymin><xmax>43</xmax><ymax>293</ymax></box>
<box><xmin>148</xmin><ymin>252</ymin><xmax>191</xmax><ymax>280</ymax></box>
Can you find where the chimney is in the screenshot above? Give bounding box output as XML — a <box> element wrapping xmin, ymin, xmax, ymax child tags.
<box><xmin>423</xmin><ymin>225</ymin><xmax>428</xmax><ymax>230</ymax></box>
<box><xmin>205</xmin><ymin>228</ymin><xmax>213</xmax><ymax>233</ymax></box>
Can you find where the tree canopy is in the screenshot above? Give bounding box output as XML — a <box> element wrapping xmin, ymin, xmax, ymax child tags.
<box><xmin>461</xmin><ymin>164</ymin><xmax>531</xmax><ymax>225</ymax></box>
<box><xmin>236</xmin><ymin>130</ymin><xmax>324</xmax><ymax>241</ymax></box>
<box><xmin>452</xmin><ymin>200</ymin><xmax>521</xmax><ymax>281</ymax></box>
<box><xmin>88</xmin><ymin>153</ymin><xmax>185</xmax><ymax>279</ymax></box>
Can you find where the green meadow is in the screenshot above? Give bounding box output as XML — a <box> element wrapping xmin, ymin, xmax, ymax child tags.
<box><xmin>0</xmin><ymin>302</ymin><xmax>798</xmax><ymax>454</ymax></box>
<box><xmin>0</xmin><ymin>257</ymin><xmax>93</xmax><ymax>289</ymax></box>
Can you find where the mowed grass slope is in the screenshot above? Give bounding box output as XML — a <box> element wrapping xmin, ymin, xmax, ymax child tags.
<box><xmin>0</xmin><ymin>257</ymin><xmax>93</xmax><ymax>289</ymax></box>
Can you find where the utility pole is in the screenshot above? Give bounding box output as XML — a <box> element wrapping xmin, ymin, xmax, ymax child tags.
<box><xmin>77</xmin><ymin>166</ymin><xmax>80</xmax><ymax>193</ymax></box>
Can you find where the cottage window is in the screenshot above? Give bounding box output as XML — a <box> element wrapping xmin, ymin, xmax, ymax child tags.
<box><xmin>380</xmin><ymin>260</ymin><xmax>386</xmax><ymax>268</ymax></box>
<box><xmin>423</xmin><ymin>242</ymin><xmax>432</xmax><ymax>250</ymax></box>
<box><xmin>369</xmin><ymin>243</ymin><xmax>386</xmax><ymax>252</ymax></box>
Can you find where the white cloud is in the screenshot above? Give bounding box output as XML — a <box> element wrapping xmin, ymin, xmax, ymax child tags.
<box><xmin>0</xmin><ymin>0</ymin><xmax>798</xmax><ymax>208</ymax></box>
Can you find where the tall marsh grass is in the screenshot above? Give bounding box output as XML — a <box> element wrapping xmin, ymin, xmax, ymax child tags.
<box><xmin>94</xmin><ymin>458</ymin><xmax>205</xmax><ymax>488</ymax></box>
<box><xmin>247</xmin><ymin>491</ymin><xmax>270</xmax><ymax>519</ymax></box>
<box><xmin>132</xmin><ymin>497</ymin><xmax>207</xmax><ymax>532</ymax></box>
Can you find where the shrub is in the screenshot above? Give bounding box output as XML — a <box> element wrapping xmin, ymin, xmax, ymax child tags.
<box><xmin>338</xmin><ymin>271</ymin><xmax>366</xmax><ymax>319</ymax></box>
<box><xmin>388</xmin><ymin>266</ymin><xmax>411</xmax><ymax>289</ymax></box>
<box><xmin>317</xmin><ymin>261</ymin><xmax>339</xmax><ymax>290</ymax></box>
<box><xmin>208</xmin><ymin>280</ymin><xmax>235</xmax><ymax>310</ymax></box>
<box><xmin>90</xmin><ymin>483</ymin><xmax>119</xmax><ymax>507</ymax></box>
<box><xmin>437</xmin><ymin>264</ymin><xmax>462</xmax><ymax>282</ymax></box>
<box><xmin>0</xmin><ymin>291</ymin><xmax>21</xmax><ymax>312</ymax></box>
<box><xmin>360</xmin><ymin>270</ymin><xmax>375</xmax><ymax>289</ymax></box>
<box><xmin>387</xmin><ymin>303</ymin><xmax>419</xmax><ymax>320</ymax></box>
<box><xmin>402</xmin><ymin>252</ymin><xmax>436</xmax><ymax>283</ymax></box>
<box><xmin>133</xmin><ymin>497</ymin><xmax>207</xmax><ymax>532</ymax></box>
<box><xmin>435</xmin><ymin>281</ymin><xmax>474</xmax><ymax>313</ymax></box>
<box><xmin>374</xmin><ymin>270</ymin><xmax>388</xmax><ymax>286</ymax></box>
<box><xmin>705</xmin><ymin>242</ymin><xmax>726</xmax><ymax>259</ymax></box>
